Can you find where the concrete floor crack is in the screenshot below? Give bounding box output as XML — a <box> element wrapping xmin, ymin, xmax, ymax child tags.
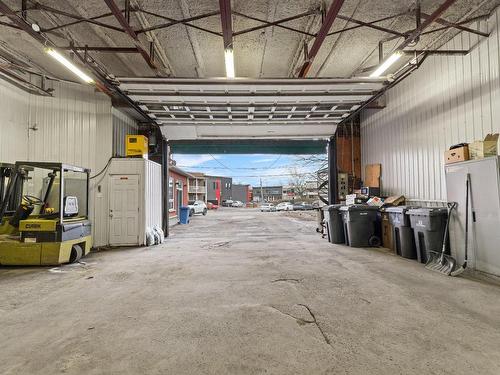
<box><xmin>297</xmin><ymin>304</ymin><xmax>332</xmax><ymax>347</ymax></box>
<box><xmin>270</xmin><ymin>306</ymin><xmax>314</xmax><ymax>324</ymax></box>
<box><xmin>271</xmin><ymin>278</ymin><xmax>302</xmax><ymax>283</ymax></box>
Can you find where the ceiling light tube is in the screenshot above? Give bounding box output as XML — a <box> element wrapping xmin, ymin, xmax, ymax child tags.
<box><xmin>370</xmin><ymin>51</ymin><xmax>403</xmax><ymax>78</ymax></box>
<box><xmin>45</xmin><ymin>48</ymin><xmax>94</xmax><ymax>84</ymax></box>
<box><xmin>224</xmin><ymin>48</ymin><xmax>235</xmax><ymax>79</ymax></box>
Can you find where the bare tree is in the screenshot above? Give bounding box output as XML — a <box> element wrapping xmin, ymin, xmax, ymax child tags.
<box><xmin>288</xmin><ymin>166</ymin><xmax>308</xmax><ymax>199</ymax></box>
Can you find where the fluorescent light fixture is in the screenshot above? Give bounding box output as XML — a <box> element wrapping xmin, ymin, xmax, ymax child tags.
<box><xmin>370</xmin><ymin>51</ymin><xmax>403</xmax><ymax>78</ymax></box>
<box><xmin>45</xmin><ymin>48</ymin><xmax>94</xmax><ymax>83</ymax></box>
<box><xmin>224</xmin><ymin>48</ymin><xmax>235</xmax><ymax>79</ymax></box>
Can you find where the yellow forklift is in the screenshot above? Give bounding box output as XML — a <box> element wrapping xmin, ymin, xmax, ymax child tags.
<box><xmin>0</xmin><ymin>162</ymin><xmax>92</xmax><ymax>265</ymax></box>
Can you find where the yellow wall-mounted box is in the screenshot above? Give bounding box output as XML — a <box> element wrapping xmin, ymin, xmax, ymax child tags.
<box><xmin>126</xmin><ymin>135</ymin><xmax>148</xmax><ymax>158</ymax></box>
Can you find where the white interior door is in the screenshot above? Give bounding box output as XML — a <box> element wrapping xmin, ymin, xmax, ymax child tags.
<box><xmin>109</xmin><ymin>175</ymin><xmax>140</xmax><ymax>246</ymax></box>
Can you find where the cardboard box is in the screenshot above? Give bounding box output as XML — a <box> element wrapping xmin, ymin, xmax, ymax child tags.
<box><xmin>445</xmin><ymin>146</ymin><xmax>469</xmax><ymax>164</ymax></box>
<box><xmin>384</xmin><ymin>195</ymin><xmax>405</xmax><ymax>206</ymax></box>
<box><xmin>469</xmin><ymin>134</ymin><xmax>499</xmax><ymax>159</ymax></box>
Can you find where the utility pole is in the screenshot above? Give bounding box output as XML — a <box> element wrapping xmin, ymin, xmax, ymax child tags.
<box><xmin>260</xmin><ymin>177</ymin><xmax>264</xmax><ymax>202</ymax></box>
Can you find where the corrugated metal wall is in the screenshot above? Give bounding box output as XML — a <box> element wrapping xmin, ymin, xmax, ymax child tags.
<box><xmin>361</xmin><ymin>7</ymin><xmax>500</xmax><ymax>205</ymax></box>
<box><xmin>0</xmin><ymin>79</ymin><xmax>30</xmax><ymax>162</ymax></box>
<box><xmin>0</xmin><ymin>78</ymin><xmax>138</xmax><ymax>246</ymax></box>
<box><xmin>112</xmin><ymin>107</ymin><xmax>138</xmax><ymax>156</ymax></box>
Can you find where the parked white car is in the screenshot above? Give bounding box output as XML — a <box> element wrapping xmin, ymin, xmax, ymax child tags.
<box><xmin>260</xmin><ymin>203</ymin><xmax>276</xmax><ymax>212</ymax></box>
<box><xmin>231</xmin><ymin>201</ymin><xmax>244</xmax><ymax>207</ymax></box>
<box><xmin>188</xmin><ymin>200</ymin><xmax>208</xmax><ymax>216</ymax></box>
<box><xmin>276</xmin><ymin>202</ymin><xmax>294</xmax><ymax>211</ymax></box>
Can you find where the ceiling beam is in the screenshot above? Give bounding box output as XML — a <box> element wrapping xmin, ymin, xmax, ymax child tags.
<box><xmin>335</xmin><ymin>14</ymin><xmax>407</xmax><ymax>37</ymax></box>
<box><xmin>0</xmin><ymin>0</ymin><xmax>151</xmax><ymax>122</ymax></box>
<box><xmin>136</xmin><ymin>10</ymin><xmax>221</xmax><ymax>36</ymax></box>
<box><xmin>418</xmin><ymin>10</ymin><xmax>489</xmax><ymax>38</ymax></box>
<box><xmin>298</xmin><ymin>0</ymin><xmax>346</xmax><ymax>77</ymax></box>
<box><xmin>233</xmin><ymin>10</ymin><xmax>318</xmax><ymax>37</ymax></box>
<box><xmin>103</xmin><ymin>0</ymin><xmax>157</xmax><ymax>70</ymax></box>
<box><xmin>33</xmin><ymin>3</ymin><xmax>125</xmax><ymax>33</ymax></box>
<box><xmin>397</xmin><ymin>0</ymin><xmax>458</xmax><ymax>51</ymax></box>
<box><xmin>59</xmin><ymin>46</ymin><xmax>140</xmax><ymax>53</ymax></box>
<box><xmin>219</xmin><ymin>0</ymin><xmax>233</xmax><ymax>50</ymax></box>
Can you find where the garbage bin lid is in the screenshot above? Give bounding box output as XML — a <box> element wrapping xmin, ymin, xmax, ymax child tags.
<box><xmin>339</xmin><ymin>204</ymin><xmax>380</xmax><ymax>212</ymax></box>
<box><xmin>322</xmin><ymin>204</ymin><xmax>343</xmax><ymax>211</ymax></box>
<box><xmin>385</xmin><ymin>205</ymin><xmax>419</xmax><ymax>214</ymax></box>
<box><xmin>406</xmin><ymin>207</ymin><xmax>448</xmax><ymax>216</ymax></box>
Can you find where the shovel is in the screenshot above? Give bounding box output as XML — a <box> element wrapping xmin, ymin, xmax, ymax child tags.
<box><xmin>425</xmin><ymin>202</ymin><xmax>457</xmax><ymax>276</ymax></box>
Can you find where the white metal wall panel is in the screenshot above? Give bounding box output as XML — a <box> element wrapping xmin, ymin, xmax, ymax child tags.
<box><xmin>361</xmin><ymin>8</ymin><xmax>500</xmax><ymax>205</ymax></box>
<box><xmin>0</xmin><ymin>79</ymin><xmax>30</xmax><ymax>162</ymax></box>
<box><xmin>112</xmin><ymin>107</ymin><xmax>138</xmax><ymax>156</ymax></box>
<box><xmin>0</xmin><ymin>78</ymin><xmax>117</xmax><ymax>247</ymax></box>
<box><xmin>144</xmin><ymin>159</ymin><xmax>163</xmax><ymax>235</ymax></box>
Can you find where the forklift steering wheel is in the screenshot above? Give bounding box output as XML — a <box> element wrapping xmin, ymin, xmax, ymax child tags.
<box><xmin>23</xmin><ymin>195</ymin><xmax>45</xmax><ymax>205</ymax></box>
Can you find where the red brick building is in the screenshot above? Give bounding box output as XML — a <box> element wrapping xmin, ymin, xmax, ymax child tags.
<box><xmin>169</xmin><ymin>166</ymin><xmax>192</xmax><ymax>221</ymax></box>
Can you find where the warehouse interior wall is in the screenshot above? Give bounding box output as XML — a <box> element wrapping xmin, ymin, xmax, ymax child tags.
<box><xmin>0</xmin><ymin>78</ymin><xmax>137</xmax><ymax>246</ymax></box>
<box><xmin>361</xmin><ymin>7</ymin><xmax>500</xmax><ymax>205</ymax></box>
<box><xmin>112</xmin><ymin>107</ymin><xmax>138</xmax><ymax>157</ymax></box>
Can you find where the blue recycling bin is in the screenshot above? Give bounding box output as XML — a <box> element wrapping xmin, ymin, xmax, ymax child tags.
<box><xmin>179</xmin><ymin>206</ymin><xmax>190</xmax><ymax>224</ymax></box>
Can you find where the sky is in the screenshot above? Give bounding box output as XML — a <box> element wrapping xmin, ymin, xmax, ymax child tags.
<box><xmin>171</xmin><ymin>154</ymin><xmax>326</xmax><ymax>187</ymax></box>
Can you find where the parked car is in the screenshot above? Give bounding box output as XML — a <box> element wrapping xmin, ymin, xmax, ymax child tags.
<box><xmin>188</xmin><ymin>200</ymin><xmax>208</xmax><ymax>216</ymax></box>
<box><xmin>231</xmin><ymin>200</ymin><xmax>244</xmax><ymax>207</ymax></box>
<box><xmin>207</xmin><ymin>202</ymin><xmax>219</xmax><ymax>210</ymax></box>
<box><xmin>293</xmin><ymin>202</ymin><xmax>314</xmax><ymax>211</ymax></box>
<box><xmin>276</xmin><ymin>202</ymin><xmax>294</xmax><ymax>211</ymax></box>
<box><xmin>260</xmin><ymin>203</ymin><xmax>276</xmax><ymax>212</ymax></box>
<box><xmin>222</xmin><ymin>199</ymin><xmax>234</xmax><ymax>207</ymax></box>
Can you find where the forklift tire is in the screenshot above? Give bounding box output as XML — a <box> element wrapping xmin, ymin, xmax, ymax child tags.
<box><xmin>203</xmin><ymin>209</ymin><xmax>207</xmax><ymax>216</ymax></box>
<box><xmin>69</xmin><ymin>244</ymin><xmax>83</xmax><ymax>263</ymax></box>
<box><xmin>190</xmin><ymin>209</ymin><xmax>195</xmax><ymax>217</ymax></box>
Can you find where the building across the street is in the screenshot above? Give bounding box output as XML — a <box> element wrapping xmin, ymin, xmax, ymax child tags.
<box><xmin>206</xmin><ymin>176</ymin><xmax>233</xmax><ymax>205</ymax></box>
<box><xmin>232</xmin><ymin>184</ymin><xmax>252</xmax><ymax>203</ymax></box>
<box><xmin>188</xmin><ymin>172</ymin><xmax>207</xmax><ymax>203</ymax></box>
<box><xmin>168</xmin><ymin>166</ymin><xmax>192</xmax><ymax>225</ymax></box>
<box><xmin>252</xmin><ymin>186</ymin><xmax>283</xmax><ymax>202</ymax></box>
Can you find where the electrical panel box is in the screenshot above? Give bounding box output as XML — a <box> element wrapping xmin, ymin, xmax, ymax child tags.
<box><xmin>338</xmin><ymin>172</ymin><xmax>348</xmax><ymax>200</ymax></box>
<box><xmin>126</xmin><ymin>135</ymin><xmax>148</xmax><ymax>158</ymax></box>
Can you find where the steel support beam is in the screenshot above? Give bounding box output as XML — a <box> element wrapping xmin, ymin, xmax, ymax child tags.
<box><xmin>397</xmin><ymin>0</ymin><xmax>458</xmax><ymax>51</ymax></box>
<box><xmin>41</xmin><ymin>11</ymin><xmax>119</xmax><ymax>33</ymax></box>
<box><xmin>298</xmin><ymin>0</ymin><xmax>346</xmax><ymax>77</ymax></box>
<box><xmin>0</xmin><ymin>1</ymin><xmax>47</xmax><ymax>43</ymax></box>
<box><xmin>0</xmin><ymin>0</ymin><xmax>152</xmax><ymax>122</ymax></box>
<box><xmin>103</xmin><ymin>0</ymin><xmax>157</xmax><ymax>70</ymax></box>
<box><xmin>327</xmin><ymin>135</ymin><xmax>338</xmax><ymax>205</ymax></box>
<box><xmin>421</xmin><ymin>14</ymin><xmax>490</xmax><ymax>36</ymax></box>
<box><xmin>219</xmin><ymin>0</ymin><xmax>233</xmax><ymax>50</ymax></box>
<box><xmin>162</xmin><ymin>138</ymin><xmax>170</xmax><ymax>237</ymax></box>
<box><xmin>233</xmin><ymin>10</ymin><xmax>318</xmax><ymax>37</ymax></box>
<box><xmin>327</xmin><ymin>12</ymin><xmax>409</xmax><ymax>36</ymax></box>
<box><xmin>417</xmin><ymin>10</ymin><xmax>489</xmax><ymax>37</ymax></box>
<box><xmin>136</xmin><ymin>10</ymin><xmax>221</xmax><ymax>36</ymax></box>
<box><xmin>336</xmin><ymin>14</ymin><xmax>406</xmax><ymax>37</ymax></box>
<box><xmin>33</xmin><ymin>3</ymin><xmax>125</xmax><ymax>33</ymax></box>
<box><xmin>60</xmin><ymin>46</ymin><xmax>139</xmax><ymax>53</ymax></box>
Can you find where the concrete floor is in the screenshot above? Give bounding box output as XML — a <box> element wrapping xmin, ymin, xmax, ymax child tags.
<box><xmin>1</xmin><ymin>209</ymin><xmax>500</xmax><ymax>375</ymax></box>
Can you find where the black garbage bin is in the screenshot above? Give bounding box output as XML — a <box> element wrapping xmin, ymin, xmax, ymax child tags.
<box><xmin>339</xmin><ymin>205</ymin><xmax>380</xmax><ymax>247</ymax></box>
<box><xmin>385</xmin><ymin>206</ymin><xmax>418</xmax><ymax>259</ymax></box>
<box><xmin>407</xmin><ymin>207</ymin><xmax>448</xmax><ymax>263</ymax></box>
<box><xmin>322</xmin><ymin>205</ymin><xmax>344</xmax><ymax>244</ymax></box>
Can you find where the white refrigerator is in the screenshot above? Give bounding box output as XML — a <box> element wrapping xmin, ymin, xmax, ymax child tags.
<box><xmin>445</xmin><ymin>156</ymin><xmax>500</xmax><ymax>277</ymax></box>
